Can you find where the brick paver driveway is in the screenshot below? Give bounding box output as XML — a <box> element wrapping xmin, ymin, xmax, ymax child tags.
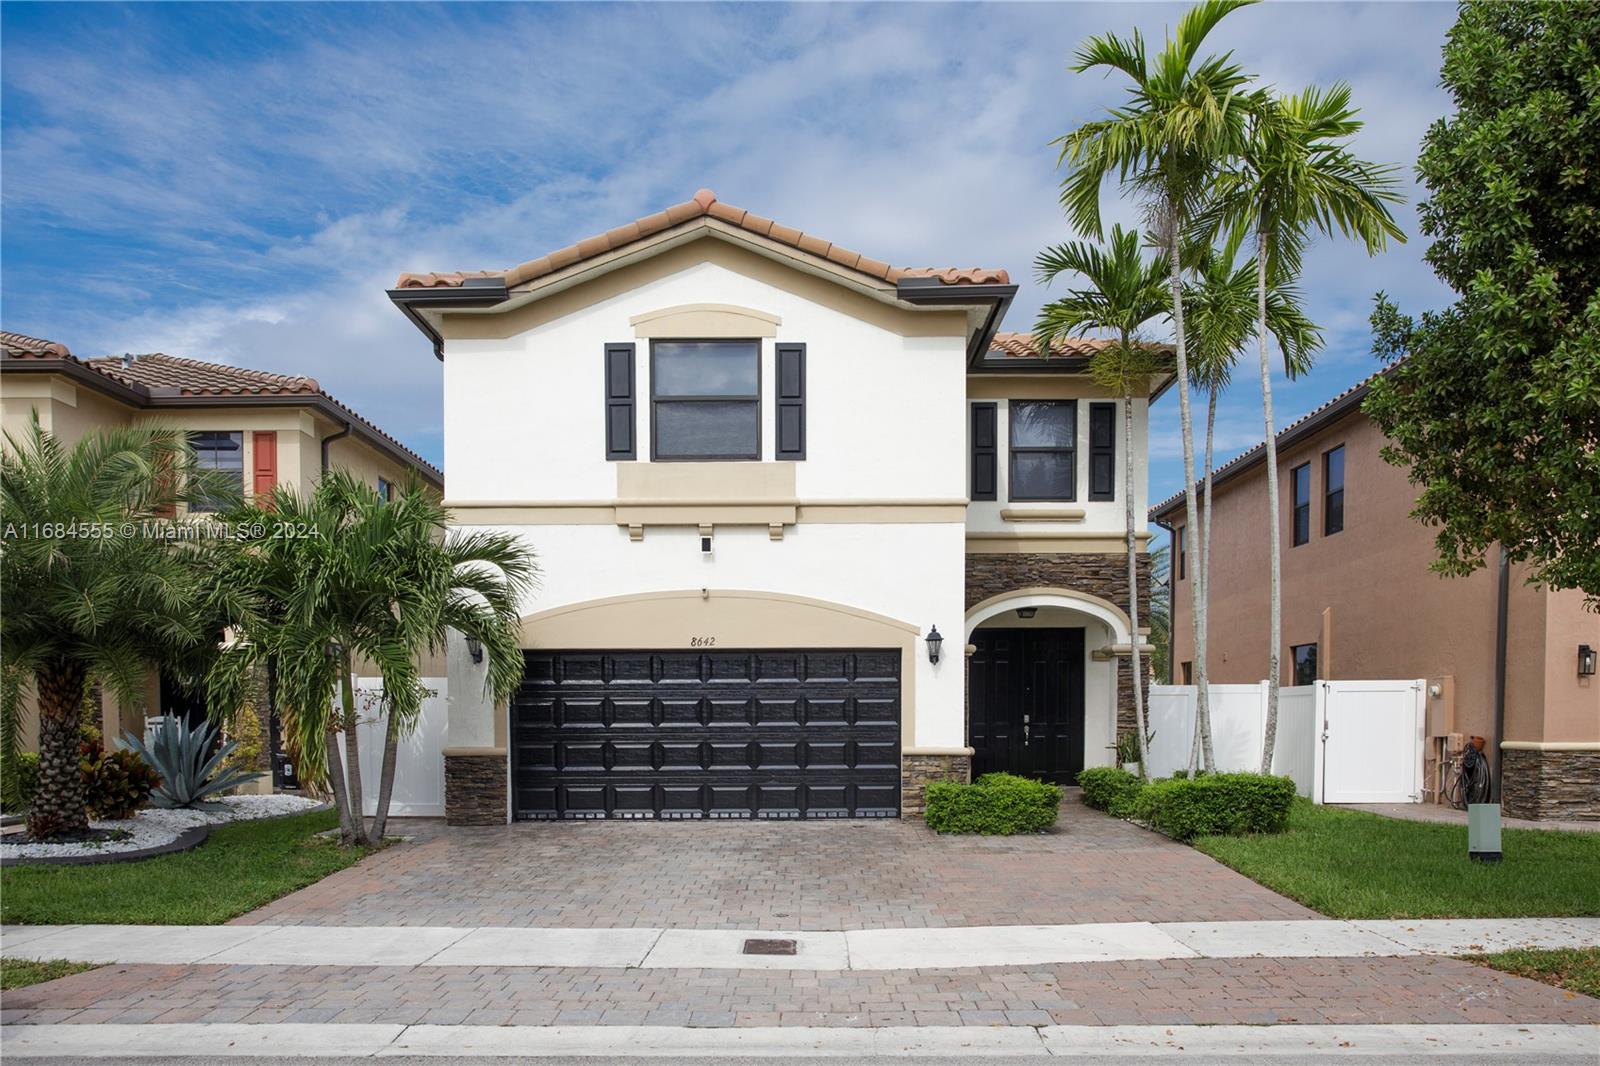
<box><xmin>238</xmin><ymin>792</ymin><xmax>1313</xmax><ymax>929</ymax></box>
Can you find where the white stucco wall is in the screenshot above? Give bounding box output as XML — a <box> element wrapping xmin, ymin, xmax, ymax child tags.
<box><xmin>443</xmin><ymin>259</ymin><xmax>968</xmax><ymax>503</ymax></box>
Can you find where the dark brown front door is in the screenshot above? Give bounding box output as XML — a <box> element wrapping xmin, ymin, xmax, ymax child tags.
<box><xmin>968</xmin><ymin>628</ymin><xmax>1086</xmax><ymax>784</ymax></box>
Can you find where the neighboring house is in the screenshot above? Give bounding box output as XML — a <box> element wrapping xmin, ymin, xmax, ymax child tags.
<box><xmin>0</xmin><ymin>332</ymin><xmax>443</xmax><ymax>787</ymax></box>
<box><xmin>1149</xmin><ymin>370</ymin><xmax>1598</xmax><ymax>821</ymax></box>
<box><xmin>389</xmin><ymin>188</ymin><xmax>1171</xmax><ymax>825</ymax></box>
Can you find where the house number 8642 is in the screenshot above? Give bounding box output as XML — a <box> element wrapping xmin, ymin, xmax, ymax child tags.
<box><xmin>689</xmin><ymin>636</ymin><xmax>717</xmax><ymax>647</ymax></box>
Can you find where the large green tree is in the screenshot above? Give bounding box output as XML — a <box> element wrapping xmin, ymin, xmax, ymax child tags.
<box><xmin>1057</xmin><ymin>0</ymin><xmax>1262</xmax><ymax>771</ymax></box>
<box><xmin>1365</xmin><ymin>2</ymin><xmax>1599</xmax><ymax>601</ymax></box>
<box><xmin>1036</xmin><ymin>224</ymin><xmax>1171</xmax><ymax>776</ymax></box>
<box><xmin>0</xmin><ymin>417</ymin><xmax>237</xmax><ymax>839</ymax></box>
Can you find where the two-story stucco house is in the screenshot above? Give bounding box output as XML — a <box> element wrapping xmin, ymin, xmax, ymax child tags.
<box><xmin>0</xmin><ymin>331</ymin><xmax>443</xmax><ymax>788</ymax></box>
<box><xmin>390</xmin><ymin>190</ymin><xmax>1170</xmax><ymax>825</ymax></box>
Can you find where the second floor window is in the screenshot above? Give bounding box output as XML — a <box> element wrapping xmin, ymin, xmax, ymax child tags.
<box><xmin>1324</xmin><ymin>445</ymin><xmax>1345</xmax><ymax>535</ymax></box>
<box><xmin>1009</xmin><ymin>400</ymin><xmax>1075</xmax><ymax>501</ymax></box>
<box><xmin>1290</xmin><ymin>462</ymin><xmax>1311</xmax><ymax>546</ymax></box>
<box><xmin>189</xmin><ymin>430</ymin><xmax>243</xmax><ymax>512</ymax></box>
<box><xmin>1290</xmin><ymin>642</ymin><xmax>1318</xmax><ymax>686</ymax></box>
<box><xmin>377</xmin><ymin>477</ymin><xmax>393</xmax><ymax>502</ymax></box>
<box><xmin>1177</xmin><ymin>524</ymin><xmax>1186</xmax><ymax>580</ymax></box>
<box><xmin>651</xmin><ymin>340</ymin><xmax>760</xmax><ymax>460</ymax></box>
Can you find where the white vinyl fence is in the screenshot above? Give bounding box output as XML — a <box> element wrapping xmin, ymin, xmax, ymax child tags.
<box><xmin>334</xmin><ymin>677</ymin><xmax>448</xmax><ymax>817</ymax></box>
<box><xmin>1145</xmin><ymin>679</ymin><xmax>1424</xmax><ymax>804</ymax></box>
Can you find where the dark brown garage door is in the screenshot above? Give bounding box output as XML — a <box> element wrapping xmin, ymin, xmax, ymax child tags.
<box><xmin>512</xmin><ymin>649</ymin><xmax>901</xmax><ymax>820</ymax></box>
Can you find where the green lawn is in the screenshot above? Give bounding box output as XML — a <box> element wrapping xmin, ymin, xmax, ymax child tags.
<box><xmin>1</xmin><ymin>808</ymin><xmax>375</xmax><ymax>925</ymax></box>
<box><xmin>1193</xmin><ymin>800</ymin><xmax>1600</xmax><ymax>919</ymax></box>
<box><xmin>1466</xmin><ymin>947</ymin><xmax>1600</xmax><ymax>999</ymax></box>
<box><xmin>1</xmin><ymin>958</ymin><xmax>99</xmax><ymax>990</ymax></box>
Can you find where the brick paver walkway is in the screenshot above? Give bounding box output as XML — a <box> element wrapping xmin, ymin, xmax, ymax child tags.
<box><xmin>237</xmin><ymin>794</ymin><xmax>1314</xmax><ymax>928</ymax></box>
<box><xmin>4</xmin><ymin>957</ymin><xmax>1595</xmax><ymax>1028</ymax></box>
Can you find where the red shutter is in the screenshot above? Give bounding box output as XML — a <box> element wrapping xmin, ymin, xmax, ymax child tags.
<box><xmin>252</xmin><ymin>431</ymin><xmax>277</xmax><ymax>505</ymax></box>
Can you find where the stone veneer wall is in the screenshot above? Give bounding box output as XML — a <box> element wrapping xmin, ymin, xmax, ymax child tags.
<box><xmin>1501</xmin><ymin>749</ymin><xmax>1600</xmax><ymax>821</ymax></box>
<box><xmin>901</xmin><ymin>753</ymin><xmax>971</xmax><ymax>816</ymax></box>
<box><xmin>966</xmin><ymin>551</ymin><xmax>1153</xmax><ymax>736</ymax></box>
<box><xmin>444</xmin><ymin>752</ymin><xmax>508</xmax><ymax>826</ymax></box>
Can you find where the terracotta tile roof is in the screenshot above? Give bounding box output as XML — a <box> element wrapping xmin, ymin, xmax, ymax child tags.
<box><xmin>988</xmin><ymin>332</ymin><xmax>1127</xmax><ymax>359</ymax></box>
<box><xmin>1</xmin><ymin>330</ymin><xmax>72</xmax><ymax>359</ymax></box>
<box><xmin>1148</xmin><ymin>362</ymin><xmax>1396</xmax><ymax>520</ymax></box>
<box><xmin>86</xmin><ymin>353</ymin><xmax>321</xmax><ymax>397</ymax></box>
<box><xmin>3</xmin><ymin>346</ymin><xmax>439</xmax><ymax>483</ymax></box>
<box><xmin>395</xmin><ymin>189</ymin><xmax>1010</xmax><ymax>291</ymax></box>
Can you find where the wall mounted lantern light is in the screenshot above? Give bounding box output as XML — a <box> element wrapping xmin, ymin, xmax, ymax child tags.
<box><xmin>1580</xmin><ymin>643</ymin><xmax>1596</xmax><ymax>678</ymax></box>
<box><xmin>1016</xmin><ymin>607</ymin><xmax>1039</xmax><ymax>619</ymax></box>
<box><xmin>925</xmin><ymin>625</ymin><xmax>944</xmax><ymax>665</ymax></box>
<box><xmin>467</xmin><ymin>635</ymin><xmax>484</xmax><ymax>664</ymax></box>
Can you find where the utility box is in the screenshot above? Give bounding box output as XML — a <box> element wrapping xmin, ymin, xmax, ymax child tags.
<box><xmin>1468</xmin><ymin>803</ymin><xmax>1503</xmax><ymax>863</ymax></box>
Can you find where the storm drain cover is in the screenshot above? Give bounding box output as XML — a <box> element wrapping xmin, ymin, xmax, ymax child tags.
<box><xmin>742</xmin><ymin>938</ymin><xmax>797</xmax><ymax>956</ymax></box>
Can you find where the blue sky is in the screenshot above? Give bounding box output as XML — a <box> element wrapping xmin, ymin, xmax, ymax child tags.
<box><xmin>1</xmin><ymin>1</ymin><xmax>1457</xmax><ymax>514</ymax></box>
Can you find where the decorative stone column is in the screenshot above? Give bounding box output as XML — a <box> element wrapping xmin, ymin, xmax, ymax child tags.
<box><xmin>444</xmin><ymin>748</ymin><xmax>509</xmax><ymax>826</ymax></box>
<box><xmin>1501</xmin><ymin>747</ymin><xmax>1600</xmax><ymax>821</ymax></box>
<box><xmin>900</xmin><ymin>748</ymin><xmax>972</xmax><ymax>816</ymax></box>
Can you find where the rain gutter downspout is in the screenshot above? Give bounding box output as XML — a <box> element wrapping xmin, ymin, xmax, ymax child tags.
<box><xmin>320</xmin><ymin>421</ymin><xmax>352</xmax><ymax>475</ymax></box>
<box><xmin>1492</xmin><ymin>545</ymin><xmax>1510</xmax><ymax>803</ymax></box>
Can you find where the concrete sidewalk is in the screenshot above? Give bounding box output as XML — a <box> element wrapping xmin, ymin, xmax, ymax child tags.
<box><xmin>5</xmin><ymin>918</ymin><xmax>1596</xmax><ymax>971</ymax></box>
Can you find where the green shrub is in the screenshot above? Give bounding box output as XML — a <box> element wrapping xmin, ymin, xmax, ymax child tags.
<box><xmin>925</xmin><ymin>772</ymin><xmax>1062</xmax><ymax>835</ymax></box>
<box><xmin>1077</xmin><ymin>766</ymin><xmax>1143</xmax><ymax>816</ymax></box>
<box><xmin>79</xmin><ymin>736</ymin><xmax>159</xmax><ymax>821</ymax></box>
<box><xmin>1133</xmin><ymin>772</ymin><xmax>1297</xmax><ymax>840</ymax></box>
<box><xmin>5</xmin><ymin>752</ymin><xmax>40</xmax><ymax>814</ymax></box>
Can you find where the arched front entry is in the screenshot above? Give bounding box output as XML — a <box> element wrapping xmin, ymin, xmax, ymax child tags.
<box><xmin>964</xmin><ymin>588</ymin><xmax>1130</xmax><ymax>785</ymax></box>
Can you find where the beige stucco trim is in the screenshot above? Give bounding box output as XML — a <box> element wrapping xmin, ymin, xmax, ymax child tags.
<box><xmin>444</xmin><ymin>497</ymin><xmax>969</xmax><ymax>526</ymax></box>
<box><xmin>438</xmin><ymin>237</ymin><xmax>971</xmax><ymax>344</ymax></box>
<box><xmin>617</xmin><ymin>461</ymin><xmax>796</xmax><ymax>501</ymax></box>
<box><xmin>966</xmin><ymin>586</ymin><xmax>1134</xmax><ymax>645</ymax></box>
<box><xmin>629</xmin><ymin>303</ymin><xmax>781</xmax><ymax>339</ymax></box>
<box><xmin>967</xmin><ymin>377</ymin><xmax>1153</xmax><ymax>400</ymax></box>
<box><xmin>903</xmin><ymin>746</ymin><xmax>976</xmax><ymax>757</ymax></box>
<box><xmin>1000</xmin><ymin>507</ymin><xmax>1086</xmax><ymax>522</ymax></box>
<box><xmin>967</xmin><ymin>532</ymin><xmax>1154</xmax><ymax>553</ymax></box>
<box><xmin>1499</xmin><ymin>740</ymin><xmax>1600</xmax><ymax>751</ymax></box>
<box><xmin>516</xmin><ymin>589</ymin><xmax>921</xmax><ymax>748</ymax></box>
<box><xmin>443</xmin><ymin>746</ymin><xmax>508</xmax><ymax>757</ymax></box>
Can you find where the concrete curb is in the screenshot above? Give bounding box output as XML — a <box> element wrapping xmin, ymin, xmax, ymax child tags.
<box><xmin>2</xmin><ymin>1022</ymin><xmax>1596</xmax><ymax>1058</ymax></box>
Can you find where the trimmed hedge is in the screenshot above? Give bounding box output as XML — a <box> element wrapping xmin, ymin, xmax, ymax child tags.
<box><xmin>925</xmin><ymin>772</ymin><xmax>1063</xmax><ymax>835</ymax></box>
<box><xmin>1076</xmin><ymin>766</ymin><xmax>1144</xmax><ymax>817</ymax></box>
<box><xmin>1132</xmin><ymin>772</ymin><xmax>1296</xmax><ymax>840</ymax></box>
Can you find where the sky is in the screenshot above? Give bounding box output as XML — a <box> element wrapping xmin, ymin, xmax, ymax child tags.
<box><xmin>0</xmin><ymin>1</ymin><xmax>1459</xmax><ymax>516</ymax></box>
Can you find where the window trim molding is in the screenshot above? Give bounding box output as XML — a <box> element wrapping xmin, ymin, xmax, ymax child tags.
<box><xmin>1290</xmin><ymin>460</ymin><xmax>1312</xmax><ymax>547</ymax></box>
<box><xmin>649</xmin><ymin>338</ymin><xmax>763</xmax><ymax>463</ymax></box>
<box><xmin>1007</xmin><ymin>398</ymin><xmax>1077</xmax><ymax>502</ymax></box>
<box><xmin>1322</xmin><ymin>444</ymin><xmax>1345</xmax><ymax>536</ymax></box>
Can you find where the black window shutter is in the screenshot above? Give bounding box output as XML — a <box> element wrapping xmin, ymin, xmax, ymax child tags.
<box><xmin>1089</xmin><ymin>402</ymin><xmax>1116</xmax><ymax>501</ymax></box>
<box><xmin>971</xmin><ymin>402</ymin><xmax>997</xmax><ymax>501</ymax></box>
<box><xmin>774</xmin><ymin>343</ymin><xmax>806</xmax><ymax>460</ymax></box>
<box><xmin>604</xmin><ymin>343</ymin><xmax>636</xmax><ymax>460</ymax></box>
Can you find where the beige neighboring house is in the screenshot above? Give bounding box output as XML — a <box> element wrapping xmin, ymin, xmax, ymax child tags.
<box><xmin>1</xmin><ymin>330</ymin><xmax>443</xmax><ymax>788</ymax></box>
<box><xmin>1150</xmin><ymin>369</ymin><xmax>1599</xmax><ymax>821</ymax></box>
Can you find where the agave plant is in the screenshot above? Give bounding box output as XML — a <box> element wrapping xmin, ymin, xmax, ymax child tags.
<box><xmin>121</xmin><ymin>720</ymin><xmax>261</xmax><ymax>811</ymax></box>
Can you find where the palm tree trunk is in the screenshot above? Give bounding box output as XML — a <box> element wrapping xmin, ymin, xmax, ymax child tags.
<box><xmin>1203</xmin><ymin>388</ymin><xmax>1217</xmax><ymax>624</ymax></box>
<box><xmin>27</xmin><ymin>662</ymin><xmax>89</xmax><ymax>840</ymax></box>
<box><xmin>1166</xmin><ymin>207</ymin><xmax>1215</xmax><ymax>772</ymax></box>
<box><xmin>339</xmin><ymin>651</ymin><xmax>370</xmax><ymax>846</ymax></box>
<box><xmin>1122</xmin><ymin>389</ymin><xmax>1151</xmax><ymax>778</ymax></box>
<box><xmin>324</xmin><ymin>721</ymin><xmax>355</xmax><ymax>845</ymax></box>
<box><xmin>1256</xmin><ymin>233</ymin><xmax>1284</xmax><ymax>774</ymax></box>
<box><xmin>371</xmin><ymin>704</ymin><xmax>399</xmax><ymax>843</ymax></box>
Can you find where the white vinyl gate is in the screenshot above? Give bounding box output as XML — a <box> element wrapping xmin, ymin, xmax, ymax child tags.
<box><xmin>1146</xmin><ymin>679</ymin><xmax>1424</xmax><ymax>804</ymax></box>
<box><xmin>334</xmin><ymin>677</ymin><xmax>448</xmax><ymax>818</ymax></box>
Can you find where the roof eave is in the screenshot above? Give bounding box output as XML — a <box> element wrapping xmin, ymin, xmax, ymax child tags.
<box><xmin>387</xmin><ymin>278</ymin><xmax>512</xmax><ymax>361</ymax></box>
<box><xmin>894</xmin><ymin>279</ymin><xmax>1017</xmax><ymax>365</ymax></box>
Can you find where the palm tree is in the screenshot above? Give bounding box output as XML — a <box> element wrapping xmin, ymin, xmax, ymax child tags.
<box><xmin>0</xmin><ymin>416</ymin><xmax>238</xmax><ymax>839</ymax></box>
<box><xmin>1207</xmin><ymin>84</ymin><xmax>1405</xmax><ymax>771</ymax></box>
<box><xmin>1182</xmin><ymin>233</ymin><xmax>1320</xmax><ymax>769</ymax></box>
<box><xmin>1036</xmin><ymin>224</ymin><xmax>1171</xmax><ymax>777</ymax></box>
<box><xmin>209</xmin><ymin>471</ymin><xmax>537</xmax><ymax>845</ymax></box>
<box><xmin>1056</xmin><ymin>0</ymin><xmax>1263</xmax><ymax>770</ymax></box>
